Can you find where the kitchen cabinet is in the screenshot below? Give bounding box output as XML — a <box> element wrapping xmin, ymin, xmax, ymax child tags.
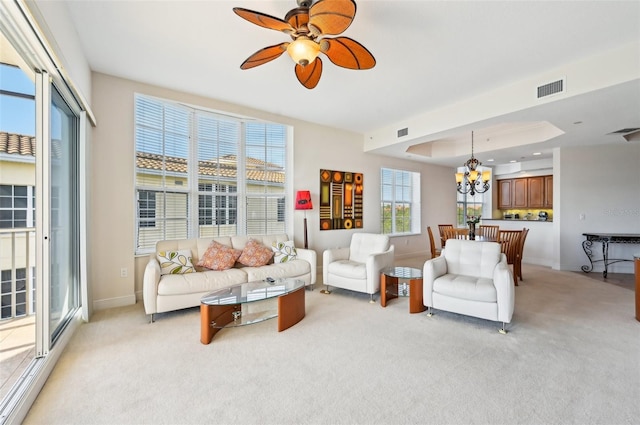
<box><xmin>497</xmin><ymin>175</ymin><xmax>552</xmax><ymax>209</ymax></box>
<box><xmin>544</xmin><ymin>175</ymin><xmax>553</xmax><ymax>208</ymax></box>
<box><xmin>498</xmin><ymin>180</ymin><xmax>513</xmax><ymax>209</ymax></box>
<box><xmin>527</xmin><ymin>176</ymin><xmax>545</xmax><ymax>208</ymax></box>
<box><xmin>512</xmin><ymin>178</ymin><xmax>528</xmax><ymax>208</ymax></box>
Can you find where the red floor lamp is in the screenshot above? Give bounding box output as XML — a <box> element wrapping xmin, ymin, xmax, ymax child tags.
<box><xmin>295</xmin><ymin>190</ymin><xmax>313</xmax><ymax>249</ymax></box>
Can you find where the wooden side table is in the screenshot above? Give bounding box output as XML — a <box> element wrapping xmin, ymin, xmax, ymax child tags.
<box><xmin>380</xmin><ymin>266</ymin><xmax>426</xmax><ymax>314</ymax></box>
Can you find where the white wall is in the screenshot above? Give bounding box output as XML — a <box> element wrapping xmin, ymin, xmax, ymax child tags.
<box><xmin>90</xmin><ymin>73</ymin><xmax>456</xmax><ymax>308</ymax></box>
<box><xmin>483</xmin><ymin>219</ymin><xmax>554</xmax><ymax>267</ymax></box>
<box><xmin>557</xmin><ymin>143</ymin><xmax>640</xmax><ymax>273</ymax></box>
<box><xmin>27</xmin><ymin>0</ymin><xmax>92</xmax><ymax>105</ymax></box>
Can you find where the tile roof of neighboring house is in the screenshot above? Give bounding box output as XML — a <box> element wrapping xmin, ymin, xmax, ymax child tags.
<box><xmin>1</xmin><ymin>131</ymin><xmax>283</xmax><ymax>184</ymax></box>
<box><xmin>136</xmin><ymin>152</ymin><xmax>284</xmax><ymax>184</ymax></box>
<box><xmin>0</xmin><ymin>131</ymin><xmax>63</xmax><ymax>159</ymax></box>
<box><xmin>0</xmin><ymin>131</ymin><xmax>35</xmax><ymax>156</ymax></box>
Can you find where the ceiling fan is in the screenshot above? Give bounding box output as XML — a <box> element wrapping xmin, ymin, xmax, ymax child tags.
<box><xmin>233</xmin><ymin>0</ymin><xmax>376</xmax><ymax>89</ymax></box>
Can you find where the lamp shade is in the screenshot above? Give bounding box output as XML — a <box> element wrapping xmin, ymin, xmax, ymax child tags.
<box><xmin>295</xmin><ymin>190</ymin><xmax>313</xmax><ymax>210</ymax></box>
<box><xmin>287</xmin><ymin>37</ymin><xmax>320</xmax><ymax>66</ymax></box>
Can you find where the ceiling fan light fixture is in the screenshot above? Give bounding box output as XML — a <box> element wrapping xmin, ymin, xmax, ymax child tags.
<box><xmin>287</xmin><ymin>36</ymin><xmax>320</xmax><ymax>66</ymax></box>
<box><xmin>234</xmin><ymin>0</ymin><xmax>374</xmax><ymax>88</ymax></box>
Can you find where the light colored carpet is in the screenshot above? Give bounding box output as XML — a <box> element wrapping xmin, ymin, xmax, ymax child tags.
<box><xmin>24</xmin><ymin>264</ymin><xmax>640</xmax><ymax>425</ymax></box>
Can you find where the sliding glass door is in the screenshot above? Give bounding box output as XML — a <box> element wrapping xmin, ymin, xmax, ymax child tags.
<box><xmin>0</xmin><ymin>2</ymin><xmax>84</xmax><ymax>419</ymax></box>
<box><xmin>48</xmin><ymin>86</ymin><xmax>79</xmax><ymax>343</ymax></box>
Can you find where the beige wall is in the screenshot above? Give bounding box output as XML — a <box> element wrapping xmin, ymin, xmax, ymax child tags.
<box><xmin>556</xmin><ymin>143</ymin><xmax>640</xmax><ymax>273</ymax></box>
<box><xmin>0</xmin><ymin>161</ymin><xmax>35</xmax><ymax>186</ymax></box>
<box><xmin>90</xmin><ymin>72</ymin><xmax>456</xmax><ymax>309</ymax></box>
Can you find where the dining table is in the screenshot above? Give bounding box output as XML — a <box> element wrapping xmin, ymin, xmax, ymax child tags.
<box><xmin>444</xmin><ymin>234</ymin><xmax>498</xmax><ymax>242</ymax></box>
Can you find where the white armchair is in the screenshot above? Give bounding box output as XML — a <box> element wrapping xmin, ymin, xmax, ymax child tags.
<box><xmin>423</xmin><ymin>239</ymin><xmax>515</xmax><ymax>333</ymax></box>
<box><xmin>322</xmin><ymin>233</ymin><xmax>395</xmax><ymax>302</ymax></box>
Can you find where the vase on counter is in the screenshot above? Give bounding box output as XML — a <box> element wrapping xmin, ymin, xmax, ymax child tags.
<box><xmin>468</xmin><ymin>222</ymin><xmax>476</xmax><ymax>240</ymax></box>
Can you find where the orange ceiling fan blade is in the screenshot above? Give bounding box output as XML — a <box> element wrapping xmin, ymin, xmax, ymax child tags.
<box><xmin>308</xmin><ymin>0</ymin><xmax>356</xmax><ymax>36</ymax></box>
<box><xmin>295</xmin><ymin>58</ymin><xmax>323</xmax><ymax>89</ymax></box>
<box><xmin>320</xmin><ymin>37</ymin><xmax>375</xmax><ymax>69</ymax></box>
<box><xmin>240</xmin><ymin>43</ymin><xmax>289</xmax><ymax>70</ymax></box>
<box><xmin>233</xmin><ymin>7</ymin><xmax>295</xmax><ymax>34</ymax></box>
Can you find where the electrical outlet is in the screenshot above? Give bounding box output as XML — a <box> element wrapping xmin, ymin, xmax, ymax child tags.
<box><xmin>579</xmin><ymin>213</ymin><xmax>586</xmax><ymax>221</ymax></box>
<box><xmin>120</xmin><ymin>268</ymin><xmax>128</xmax><ymax>278</ymax></box>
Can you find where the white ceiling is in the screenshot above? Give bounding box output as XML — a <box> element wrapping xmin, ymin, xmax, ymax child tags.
<box><xmin>58</xmin><ymin>0</ymin><xmax>640</xmax><ymax>168</ymax></box>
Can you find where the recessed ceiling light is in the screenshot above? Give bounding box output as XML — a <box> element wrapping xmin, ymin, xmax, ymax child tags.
<box><xmin>487</xmin><ymin>158</ymin><xmax>494</xmax><ymax>162</ymax></box>
<box><xmin>509</xmin><ymin>160</ymin><xmax>517</xmax><ymax>163</ymax></box>
<box><xmin>532</xmin><ymin>152</ymin><xmax>542</xmax><ymax>156</ymax></box>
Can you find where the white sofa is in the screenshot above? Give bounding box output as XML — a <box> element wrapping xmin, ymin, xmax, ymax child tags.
<box><xmin>322</xmin><ymin>233</ymin><xmax>395</xmax><ymax>302</ymax></box>
<box><xmin>143</xmin><ymin>234</ymin><xmax>316</xmax><ymax>321</ymax></box>
<box><xmin>423</xmin><ymin>239</ymin><xmax>514</xmax><ymax>333</ymax></box>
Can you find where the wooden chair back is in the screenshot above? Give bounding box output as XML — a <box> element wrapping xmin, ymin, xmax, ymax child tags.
<box><xmin>515</xmin><ymin>228</ymin><xmax>529</xmax><ymax>282</ymax></box>
<box><xmin>478</xmin><ymin>225</ymin><xmax>500</xmax><ymax>241</ymax></box>
<box><xmin>498</xmin><ymin>230</ymin><xmax>521</xmax><ymax>264</ymax></box>
<box><xmin>442</xmin><ymin>227</ymin><xmax>469</xmax><ymax>243</ymax></box>
<box><xmin>498</xmin><ymin>229</ymin><xmax>521</xmax><ymax>285</ymax></box>
<box><xmin>427</xmin><ymin>226</ymin><xmax>441</xmax><ymax>258</ymax></box>
<box><xmin>438</xmin><ymin>224</ymin><xmax>454</xmax><ymax>247</ymax></box>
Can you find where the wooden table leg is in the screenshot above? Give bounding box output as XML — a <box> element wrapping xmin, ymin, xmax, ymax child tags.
<box><xmin>409</xmin><ymin>277</ymin><xmax>426</xmax><ymax>314</ymax></box>
<box><xmin>200</xmin><ymin>303</ymin><xmax>238</xmax><ymax>344</ymax></box>
<box><xmin>381</xmin><ymin>274</ymin><xmax>398</xmax><ymax>307</ymax></box>
<box><xmin>277</xmin><ymin>286</ymin><xmax>305</xmax><ymax>332</ymax></box>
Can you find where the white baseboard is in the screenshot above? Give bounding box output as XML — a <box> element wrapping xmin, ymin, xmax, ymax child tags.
<box><xmin>522</xmin><ymin>256</ymin><xmax>553</xmax><ymax>267</ymax></box>
<box><xmin>93</xmin><ymin>294</ymin><xmax>136</xmax><ymax>310</ymax></box>
<box><xmin>394</xmin><ymin>250</ymin><xmax>429</xmax><ymax>260</ymax></box>
<box><xmin>558</xmin><ymin>262</ymin><xmax>635</xmax><ymax>274</ymax></box>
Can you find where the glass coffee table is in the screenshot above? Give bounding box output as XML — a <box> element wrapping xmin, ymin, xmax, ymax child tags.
<box><xmin>200</xmin><ymin>278</ymin><xmax>305</xmax><ymax>344</ymax></box>
<box><xmin>380</xmin><ymin>266</ymin><xmax>426</xmax><ymax>314</ymax></box>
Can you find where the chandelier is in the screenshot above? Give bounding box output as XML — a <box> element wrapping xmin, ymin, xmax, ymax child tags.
<box><xmin>455</xmin><ymin>131</ymin><xmax>491</xmax><ymax>196</ymax></box>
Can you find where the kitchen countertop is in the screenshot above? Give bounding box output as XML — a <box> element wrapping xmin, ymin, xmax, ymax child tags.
<box><xmin>484</xmin><ymin>218</ymin><xmax>553</xmax><ymax>223</ymax></box>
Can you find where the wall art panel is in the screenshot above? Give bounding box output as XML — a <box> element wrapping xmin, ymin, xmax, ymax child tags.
<box><xmin>319</xmin><ymin>169</ymin><xmax>363</xmax><ymax>230</ymax></box>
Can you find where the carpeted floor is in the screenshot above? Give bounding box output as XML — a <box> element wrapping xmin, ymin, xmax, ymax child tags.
<box><xmin>23</xmin><ymin>263</ymin><xmax>640</xmax><ymax>425</ymax></box>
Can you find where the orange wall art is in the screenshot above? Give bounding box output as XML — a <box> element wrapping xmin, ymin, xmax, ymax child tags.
<box><xmin>319</xmin><ymin>169</ymin><xmax>363</xmax><ymax>230</ymax></box>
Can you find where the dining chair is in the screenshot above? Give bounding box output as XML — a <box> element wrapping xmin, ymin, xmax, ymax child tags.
<box><xmin>498</xmin><ymin>229</ymin><xmax>522</xmax><ymax>285</ymax></box>
<box><xmin>455</xmin><ymin>228</ymin><xmax>469</xmax><ymax>237</ymax></box>
<box><xmin>514</xmin><ymin>228</ymin><xmax>529</xmax><ymax>283</ymax></box>
<box><xmin>427</xmin><ymin>226</ymin><xmax>441</xmax><ymax>258</ymax></box>
<box><xmin>442</xmin><ymin>227</ymin><xmax>468</xmax><ymax>243</ymax></box>
<box><xmin>438</xmin><ymin>224</ymin><xmax>454</xmax><ymax>247</ymax></box>
<box><xmin>478</xmin><ymin>225</ymin><xmax>500</xmax><ymax>241</ymax></box>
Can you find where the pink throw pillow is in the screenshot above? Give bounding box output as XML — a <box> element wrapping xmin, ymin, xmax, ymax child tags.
<box><xmin>238</xmin><ymin>239</ymin><xmax>274</xmax><ymax>267</ymax></box>
<box><xmin>196</xmin><ymin>241</ymin><xmax>242</xmax><ymax>271</ymax></box>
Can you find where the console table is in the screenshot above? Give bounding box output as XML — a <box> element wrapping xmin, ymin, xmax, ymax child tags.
<box><xmin>581</xmin><ymin>233</ymin><xmax>640</xmax><ymax>278</ymax></box>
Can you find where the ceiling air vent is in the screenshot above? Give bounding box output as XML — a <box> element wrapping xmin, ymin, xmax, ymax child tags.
<box><xmin>609</xmin><ymin>128</ymin><xmax>640</xmax><ymax>134</ymax></box>
<box><xmin>537</xmin><ymin>78</ymin><xmax>565</xmax><ymax>99</ymax></box>
<box><xmin>608</xmin><ymin>128</ymin><xmax>640</xmax><ymax>142</ymax></box>
<box><xmin>397</xmin><ymin>127</ymin><xmax>408</xmax><ymax>138</ymax></box>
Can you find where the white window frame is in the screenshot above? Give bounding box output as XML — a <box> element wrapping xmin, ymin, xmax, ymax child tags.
<box><xmin>134</xmin><ymin>94</ymin><xmax>289</xmax><ymax>254</ymax></box>
<box><xmin>380</xmin><ymin>168</ymin><xmax>421</xmax><ymax>236</ymax></box>
<box><xmin>0</xmin><ymin>185</ymin><xmax>35</xmax><ymax>228</ymax></box>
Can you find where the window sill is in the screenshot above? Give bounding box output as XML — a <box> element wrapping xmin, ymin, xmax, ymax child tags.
<box><xmin>388</xmin><ymin>232</ymin><xmax>421</xmax><ymax>238</ymax></box>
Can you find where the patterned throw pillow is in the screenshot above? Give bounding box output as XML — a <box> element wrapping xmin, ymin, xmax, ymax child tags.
<box><xmin>157</xmin><ymin>250</ymin><xmax>195</xmax><ymax>275</ymax></box>
<box><xmin>238</xmin><ymin>239</ymin><xmax>274</xmax><ymax>267</ymax></box>
<box><xmin>272</xmin><ymin>241</ymin><xmax>297</xmax><ymax>263</ymax></box>
<box><xmin>196</xmin><ymin>241</ymin><xmax>242</xmax><ymax>271</ymax></box>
